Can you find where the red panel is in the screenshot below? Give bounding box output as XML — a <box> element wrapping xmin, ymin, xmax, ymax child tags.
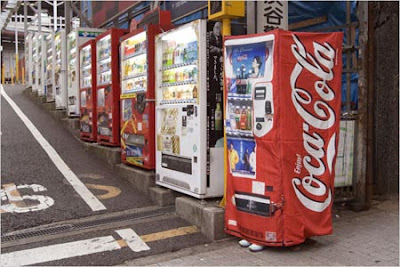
<box><xmin>224</xmin><ymin>29</ymin><xmax>343</xmax><ymax>246</ymax></box>
<box><xmin>79</xmin><ymin>39</ymin><xmax>97</xmax><ymax>142</ymax></box>
<box><xmin>96</xmin><ymin>28</ymin><xmax>129</xmax><ymax>146</ymax></box>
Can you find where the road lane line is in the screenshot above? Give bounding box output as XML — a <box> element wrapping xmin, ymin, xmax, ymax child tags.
<box><xmin>0</xmin><ymin>225</ymin><xmax>200</xmax><ymax>266</ymax></box>
<box><xmin>85</xmin><ymin>183</ymin><xmax>121</xmax><ymax>200</ymax></box>
<box><xmin>115</xmin><ymin>228</ymin><xmax>150</xmax><ymax>252</ymax></box>
<box><xmin>0</xmin><ymin>236</ymin><xmax>121</xmax><ymax>266</ymax></box>
<box><xmin>0</xmin><ymin>86</ymin><xmax>106</xmax><ymax>211</ymax></box>
<box><xmin>140</xmin><ymin>225</ymin><xmax>199</xmax><ymax>243</ymax></box>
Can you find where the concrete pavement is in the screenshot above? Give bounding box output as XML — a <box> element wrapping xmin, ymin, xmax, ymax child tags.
<box><xmin>125</xmin><ymin>196</ymin><xmax>399</xmax><ymax>266</ymax></box>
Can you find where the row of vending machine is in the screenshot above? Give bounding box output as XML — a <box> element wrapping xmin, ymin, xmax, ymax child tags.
<box><xmin>24</xmin><ymin>13</ymin><xmax>225</xmax><ymax>199</ymax></box>
<box><xmin>25</xmin><ymin>11</ymin><xmax>344</xmax><ymax>247</ymax></box>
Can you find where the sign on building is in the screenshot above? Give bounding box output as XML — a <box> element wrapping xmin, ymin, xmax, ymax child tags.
<box><xmin>257</xmin><ymin>1</ymin><xmax>288</xmax><ymax>32</ymax></box>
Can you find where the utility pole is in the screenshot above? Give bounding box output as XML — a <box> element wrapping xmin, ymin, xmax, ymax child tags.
<box><xmin>15</xmin><ymin>13</ymin><xmax>19</xmax><ymax>83</ymax></box>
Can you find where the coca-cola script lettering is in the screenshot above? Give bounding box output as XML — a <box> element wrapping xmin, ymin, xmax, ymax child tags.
<box><xmin>290</xmin><ymin>34</ymin><xmax>338</xmax><ymax>213</ymax></box>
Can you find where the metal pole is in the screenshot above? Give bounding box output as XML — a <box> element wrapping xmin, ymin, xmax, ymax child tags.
<box><xmin>54</xmin><ymin>0</ymin><xmax>57</xmax><ymax>31</ymax></box>
<box><xmin>65</xmin><ymin>1</ymin><xmax>71</xmax><ymax>34</ymax></box>
<box><xmin>346</xmin><ymin>2</ymin><xmax>351</xmax><ymax>113</ymax></box>
<box><xmin>352</xmin><ymin>1</ymin><xmax>370</xmax><ymax>211</ymax></box>
<box><xmin>15</xmin><ymin>13</ymin><xmax>19</xmax><ymax>83</ymax></box>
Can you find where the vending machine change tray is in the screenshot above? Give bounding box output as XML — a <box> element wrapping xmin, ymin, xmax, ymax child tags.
<box><xmin>235</xmin><ymin>192</ymin><xmax>271</xmax><ymax>217</ymax></box>
<box><xmin>161</xmin><ymin>153</ymin><xmax>192</xmax><ymax>174</ymax></box>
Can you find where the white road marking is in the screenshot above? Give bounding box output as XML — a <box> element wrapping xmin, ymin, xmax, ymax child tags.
<box><xmin>0</xmin><ymin>228</ymin><xmax>150</xmax><ymax>266</ymax></box>
<box><xmin>1</xmin><ymin>184</ymin><xmax>55</xmax><ymax>213</ymax></box>
<box><xmin>0</xmin><ymin>236</ymin><xmax>121</xmax><ymax>266</ymax></box>
<box><xmin>0</xmin><ymin>86</ymin><xmax>106</xmax><ymax>211</ymax></box>
<box><xmin>115</xmin><ymin>228</ymin><xmax>150</xmax><ymax>252</ymax></box>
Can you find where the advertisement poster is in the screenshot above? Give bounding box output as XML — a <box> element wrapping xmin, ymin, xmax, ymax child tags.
<box><xmin>206</xmin><ymin>21</ymin><xmax>224</xmax><ymax>176</ymax></box>
<box><xmin>80</xmin><ymin>108</ymin><xmax>91</xmax><ymax>134</ymax></box>
<box><xmin>97</xmin><ymin>86</ymin><xmax>112</xmax><ymax>137</ymax></box>
<box><xmin>335</xmin><ymin>120</ymin><xmax>354</xmax><ymax>187</ymax></box>
<box><xmin>227</xmin><ymin>138</ymin><xmax>256</xmax><ymax>178</ymax></box>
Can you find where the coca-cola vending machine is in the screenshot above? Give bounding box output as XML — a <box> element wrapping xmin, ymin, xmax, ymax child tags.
<box><xmin>119</xmin><ymin>10</ymin><xmax>172</xmax><ymax>169</ymax></box>
<box><xmin>95</xmin><ymin>28</ymin><xmax>128</xmax><ymax>146</ymax></box>
<box><xmin>224</xmin><ymin>29</ymin><xmax>343</xmax><ymax>246</ymax></box>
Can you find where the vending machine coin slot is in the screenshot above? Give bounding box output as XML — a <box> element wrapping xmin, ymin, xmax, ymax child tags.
<box><xmin>265</xmin><ymin>101</ymin><xmax>272</xmax><ymax>114</ymax></box>
<box><xmin>253</xmin><ymin>84</ymin><xmax>273</xmax><ymax>138</ymax></box>
<box><xmin>254</xmin><ymin>87</ymin><xmax>266</xmax><ymax>100</ymax></box>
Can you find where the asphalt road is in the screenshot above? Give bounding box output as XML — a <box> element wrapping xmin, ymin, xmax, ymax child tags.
<box><xmin>1</xmin><ymin>84</ymin><xmax>210</xmax><ymax>265</ymax></box>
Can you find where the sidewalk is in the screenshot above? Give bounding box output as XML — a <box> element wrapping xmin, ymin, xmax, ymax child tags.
<box><xmin>125</xmin><ymin>196</ymin><xmax>399</xmax><ymax>266</ymax></box>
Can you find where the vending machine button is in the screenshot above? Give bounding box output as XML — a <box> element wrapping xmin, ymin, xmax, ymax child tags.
<box><xmin>256</xmin><ymin>123</ymin><xmax>262</xmax><ymax>130</ymax></box>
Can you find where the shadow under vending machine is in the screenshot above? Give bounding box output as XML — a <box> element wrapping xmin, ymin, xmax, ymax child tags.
<box><xmin>79</xmin><ymin>40</ymin><xmax>97</xmax><ymax>142</ymax></box>
<box><xmin>155</xmin><ymin>20</ymin><xmax>224</xmax><ymax>198</ymax></box>
<box><xmin>223</xmin><ymin>30</ymin><xmax>343</xmax><ymax>246</ymax></box>
<box><xmin>119</xmin><ymin>10</ymin><xmax>172</xmax><ymax>169</ymax></box>
<box><xmin>67</xmin><ymin>28</ymin><xmax>105</xmax><ymax>117</ymax></box>
<box><xmin>55</xmin><ymin>30</ymin><xmax>67</xmax><ymax>110</ymax></box>
<box><xmin>96</xmin><ymin>28</ymin><xmax>128</xmax><ymax>146</ymax></box>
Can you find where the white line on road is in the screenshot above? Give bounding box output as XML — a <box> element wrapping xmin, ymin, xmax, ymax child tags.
<box><xmin>1</xmin><ymin>235</ymin><xmax>121</xmax><ymax>266</ymax></box>
<box><xmin>0</xmin><ymin>86</ymin><xmax>106</xmax><ymax>211</ymax></box>
<box><xmin>115</xmin><ymin>228</ymin><xmax>150</xmax><ymax>252</ymax></box>
<box><xmin>0</xmin><ymin>228</ymin><xmax>149</xmax><ymax>266</ymax></box>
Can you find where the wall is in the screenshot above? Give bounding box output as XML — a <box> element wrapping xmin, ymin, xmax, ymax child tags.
<box><xmin>373</xmin><ymin>2</ymin><xmax>399</xmax><ymax>194</ymax></box>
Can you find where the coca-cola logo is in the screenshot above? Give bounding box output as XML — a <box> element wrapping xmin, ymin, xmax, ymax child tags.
<box><xmin>290</xmin><ymin>34</ymin><xmax>338</xmax><ymax>212</ymax></box>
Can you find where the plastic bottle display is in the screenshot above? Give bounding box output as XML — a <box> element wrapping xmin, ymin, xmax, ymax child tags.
<box><xmin>246</xmin><ymin>106</ymin><xmax>252</xmax><ymax>130</ymax></box>
<box><xmin>240</xmin><ymin>106</ymin><xmax>247</xmax><ymax>130</ymax></box>
<box><xmin>235</xmin><ymin>106</ymin><xmax>241</xmax><ymax>129</ymax></box>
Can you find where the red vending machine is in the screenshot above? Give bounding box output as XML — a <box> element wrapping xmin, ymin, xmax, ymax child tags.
<box><xmin>120</xmin><ymin>10</ymin><xmax>172</xmax><ymax>169</ymax></box>
<box><xmin>223</xmin><ymin>30</ymin><xmax>343</xmax><ymax>246</ymax></box>
<box><xmin>79</xmin><ymin>40</ymin><xmax>97</xmax><ymax>141</ymax></box>
<box><xmin>96</xmin><ymin>28</ymin><xmax>129</xmax><ymax>146</ymax></box>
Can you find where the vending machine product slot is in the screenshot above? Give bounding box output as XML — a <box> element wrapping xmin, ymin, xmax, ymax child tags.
<box><xmin>126</xmin><ymin>134</ymin><xmax>145</xmax><ymax>146</ymax></box>
<box><xmin>161</xmin><ymin>153</ymin><xmax>192</xmax><ymax>174</ymax></box>
<box><xmin>234</xmin><ymin>193</ymin><xmax>272</xmax><ymax>217</ymax></box>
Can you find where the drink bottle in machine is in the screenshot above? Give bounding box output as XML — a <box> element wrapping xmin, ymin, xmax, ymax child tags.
<box><xmin>224</xmin><ymin>30</ymin><xmax>343</xmax><ymax>246</ymax></box>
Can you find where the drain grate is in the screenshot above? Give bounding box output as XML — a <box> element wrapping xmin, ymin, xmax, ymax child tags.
<box><xmin>2</xmin><ymin>206</ymin><xmax>175</xmax><ymax>243</ymax></box>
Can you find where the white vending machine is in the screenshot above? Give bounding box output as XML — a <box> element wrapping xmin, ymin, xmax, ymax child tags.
<box><xmin>25</xmin><ymin>33</ymin><xmax>33</xmax><ymax>88</ymax></box>
<box><xmin>155</xmin><ymin>20</ymin><xmax>224</xmax><ymax>199</ymax></box>
<box><xmin>55</xmin><ymin>30</ymin><xmax>67</xmax><ymax>110</ymax></box>
<box><xmin>67</xmin><ymin>28</ymin><xmax>105</xmax><ymax>117</ymax></box>
<box><xmin>45</xmin><ymin>32</ymin><xmax>55</xmax><ymax>102</ymax></box>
